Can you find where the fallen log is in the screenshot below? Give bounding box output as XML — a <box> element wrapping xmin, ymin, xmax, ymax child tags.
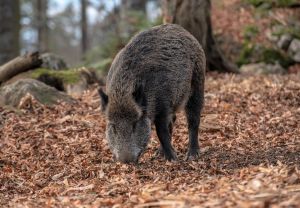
<box><xmin>0</xmin><ymin>52</ymin><xmax>42</xmax><ymax>84</ymax></box>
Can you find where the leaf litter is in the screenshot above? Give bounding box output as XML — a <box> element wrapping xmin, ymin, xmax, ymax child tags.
<box><xmin>0</xmin><ymin>73</ymin><xmax>300</xmax><ymax>207</ymax></box>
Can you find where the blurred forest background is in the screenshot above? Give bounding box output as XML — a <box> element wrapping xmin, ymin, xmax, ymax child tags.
<box><xmin>1</xmin><ymin>0</ymin><xmax>299</xmax><ymax>74</ymax></box>
<box><xmin>0</xmin><ymin>0</ymin><xmax>162</xmax><ymax>68</ymax></box>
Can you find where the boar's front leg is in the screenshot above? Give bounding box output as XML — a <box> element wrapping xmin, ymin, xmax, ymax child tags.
<box><xmin>154</xmin><ymin>114</ymin><xmax>177</xmax><ymax>161</ymax></box>
<box><xmin>155</xmin><ymin>114</ymin><xmax>177</xmax><ymax>157</ymax></box>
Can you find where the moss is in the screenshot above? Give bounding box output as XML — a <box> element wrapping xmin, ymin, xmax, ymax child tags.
<box><xmin>237</xmin><ymin>44</ymin><xmax>295</xmax><ymax>68</ymax></box>
<box><xmin>271</xmin><ymin>25</ymin><xmax>300</xmax><ymax>40</ymax></box>
<box><xmin>244</xmin><ymin>0</ymin><xmax>265</xmax><ymax>7</ymax></box>
<box><xmin>237</xmin><ymin>42</ymin><xmax>255</xmax><ymax>66</ymax></box>
<box><xmin>237</xmin><ymin>43</ymin><xmax>294</xmax><ymax>68</ymax></box>
<box><xmin>289</xmin><ymin>27</ymin><xmax>300</xmax><ymax>39</ymax></box>
<box><xmin>243</xmin><ymin>25</ymin><xmax>259</xmax><ymax>41</ymax></box>
<box><xmin>276</xmin><ymin>0</ymin><xmax>297</xmax><ymax>7</ymax></box>
<box><xmin>260</xmin><ymin>48</ymin><xmax>294</xmax><ymax>68</ymax></box>
<box><xmin>31</xmin><ymin>68</ymin><xmax>81</xmax><ymax>84</ymax></box>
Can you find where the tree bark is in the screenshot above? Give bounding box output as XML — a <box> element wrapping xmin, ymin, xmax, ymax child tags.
<box><xmin>0</xmin><ymin>52</ymin><xmax>42</xmax><ymax>84</ymax></box>
<box><xmin>0</xmin><ymin>0</ymin><xmax>20</xmax><ymax>65</ymax></box>
<box><xmin>164</xmin><ymin>0</ymin><xmax>238</xmax><ymax>73</ymax></box>
<box><xmin>36</xmin><ymin>0</ymin><xmax>49</xmax><ymax>52</ymax></box>
<box><xmin>81</xmin><ymin>0</ymin><xmax>89</xmax><ymax>58</ymax></box>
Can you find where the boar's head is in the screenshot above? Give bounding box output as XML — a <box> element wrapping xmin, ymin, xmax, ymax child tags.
<box><xmin>99</xmin><ymin>86</ymin><xmax>150</xmax><ymax>163</ymax></box>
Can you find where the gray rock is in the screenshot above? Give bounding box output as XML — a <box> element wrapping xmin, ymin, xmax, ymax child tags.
<box><xmin>289</xmin><ymin>39</ymin><xmax>300</xmax><ymax>54</ymax></box>
<box><xmin>288</xmin><ymin>39</ymin><xmax>300</xmax><ymax>62</ymax></box>
<box><xmin>240</xmin><ymin>62</ymin><xmax>286</xmax><ymax>75</ymax></box>
<box><xmin>293</xmin><ymin>52</ymin><xmax>300</xmax><ymax>62</ymax></box>
<box><xmin>277</xmin><ymin>34</ymin><xmax>293</xmax><ymax>50</ymax></box>
<box><xmin>0</xmin><ymin>79</ymin><xmax>74</xmax><ymax>107</ymax></box>
<box><xmin>40</xmin><ymin>53</ymin><xmax>68</xmax><ymax>70</ymax></box>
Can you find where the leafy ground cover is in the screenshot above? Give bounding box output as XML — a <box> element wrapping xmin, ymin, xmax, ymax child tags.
<box><xmin>1</xmin><ymin>73</ymin><xmax>299</xmax><ymax>207</ymax></box>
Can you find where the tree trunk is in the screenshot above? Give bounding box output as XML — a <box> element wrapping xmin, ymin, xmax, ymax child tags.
<box><xmin>0</xmin><ymin>52</ymin><xmax>42</xmax><ymax>84</ymax></box>
<box><xmin>0</xmin><ymin>0</ymin><xmax>20</xmax><ymax>65</ymax></box>
<box><xmin>81</xmin><ymin>0</ymin><xmax>89</xmax><ymax>58</ymax></box>
<box><xmin>164</xmin><ymin>0</ymin><xmax>238</xmax><ymax>73</ymax></box>
<box><xmin>36</xmin><ymin>0</ymin><xmax>49</xmax><ymax>52</ymax></box>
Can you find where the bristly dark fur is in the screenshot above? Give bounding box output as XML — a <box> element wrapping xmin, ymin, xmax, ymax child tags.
<box><xmin>100</xmin><ymin>24</ymin><xmax>206</xmax><ymax>163</ymax></box>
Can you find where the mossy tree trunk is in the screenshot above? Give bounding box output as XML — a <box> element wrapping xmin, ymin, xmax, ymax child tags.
<box><xmin>164</xmin><ymin>0</ymin><xmax>238</xmax><ymax>73</ymax></box>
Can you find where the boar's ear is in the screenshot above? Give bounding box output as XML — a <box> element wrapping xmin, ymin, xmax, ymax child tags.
<box><xmin>98</xmin><ymin>88</ymin><xmax>108</xmax><ymax>111</ymax></box>
<box><xmin>132</xmin><ymin>83</ymin><xmax>147</xmax><ymax>110</ymax></box>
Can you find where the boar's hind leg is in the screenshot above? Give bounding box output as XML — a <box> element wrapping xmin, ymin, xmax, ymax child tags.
<box><xmin>185</xmin><ymin>87</ymin><xmax>203</xmax><ymax>160</ymax></box>
<box><xmin>169</xmin><ymin>114</ymin><xmax>176</xmax><ymax>136</ymax></box>
<box><xmin>154</xmin><ymin>114</ymin><xmax>177</xmax><ymax>161</ymax></box>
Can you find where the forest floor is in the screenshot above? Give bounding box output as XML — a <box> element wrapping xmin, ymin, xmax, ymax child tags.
<box><xmin>1</xmin><ymin>73</ymin><xmax>300</xmax><ymax>207</ymax></box>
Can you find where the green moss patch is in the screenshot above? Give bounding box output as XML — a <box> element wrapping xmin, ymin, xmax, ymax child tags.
<box><xmin>261</xmin><ymin>48</ymin><xmax>294</xmax><ymax>67</ymax></box>
<box><xmin>31</xmin><ymin>68</ymin><xmax>81</xmax><ymax>84</ymax></box>
<box><xmin>244</xmin><ymin>25</ymin><xmax>259</xmax><ymax>41</ymax></box>
<box><xmin>237</xmin><ymin>42</ymin><xmax>255</xmax><ymax>66</ymax></box>
<box><xmin>237</xmin><ymin>43</ymin><xmax>294</xmax><ymax>68</ymax></box>
<box><xmin>271</xmin><ymin>25</ymin><xmax>300</xmax><ymax>40</ymax></box>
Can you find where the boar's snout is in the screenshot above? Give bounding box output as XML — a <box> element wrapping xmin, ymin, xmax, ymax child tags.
<box><xmin>115</xmin><ymin>151</ymin><xmax>139</xmax><ymax>164</ymax></box>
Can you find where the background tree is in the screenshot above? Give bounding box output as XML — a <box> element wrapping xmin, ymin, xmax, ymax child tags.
<box><xmin>48</xmin><ymin>2</ymin><xmax>81</xmax><ymax>64</ymax></box>
<box><xmin>164</xmin><ymin>0</ymin><xmax>238</xmax><ymax>73</ymax></box>
<box><xmin>0</xmin><ymin>0</ymin><xmax>20</xmax><ymax>65</ymax></box>
<box><xmin>81</xmin><ymin>0</ymin><xmax>89</xmax><ymax>58</ymax></box>
<box><xmin>36</xmin><ymin>0</ymin><xmax>49</xmax><ymax>52</ymax></box>
<box><xmin>120</xmin><ymin>0</ymin><xmax>148</xmax><ymax>37</ymax></box>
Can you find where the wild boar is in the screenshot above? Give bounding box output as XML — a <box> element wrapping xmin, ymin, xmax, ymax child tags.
<box><xmin>99</xmin><ymin>24</ymin><xmax>205</xmax><ymax>163</ymax></box>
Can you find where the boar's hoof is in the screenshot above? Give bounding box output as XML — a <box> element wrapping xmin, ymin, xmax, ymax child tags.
<box><xmin>186</xmin><ymin>149</ymin><xmax>200</xmax><ymax>160</ymax></box>
<box><xmin>164</xmin><ymin>150</ymin><xmax>177</xmax><ymax>161</ymax></box>
<box><xmin>153</xmin><ymin>147</ymin><xmax>177</xmax><ymax>161</ymax></box>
